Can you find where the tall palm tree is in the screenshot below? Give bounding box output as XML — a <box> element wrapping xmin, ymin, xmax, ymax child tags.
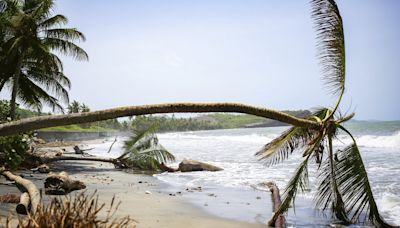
<box><xmin>67</xmin><ymin>100</ymin><xmax>81</xmax><ymax>113</ymax></box>
<box><xmin>256</xmin><ymin>0</ymin><xmax>394</xmax><ymax>227</ymax></box>
<box><xmin>1</xmin><ymin>0</ymin><xmax>88</xmax><ymax>119</ymax></box>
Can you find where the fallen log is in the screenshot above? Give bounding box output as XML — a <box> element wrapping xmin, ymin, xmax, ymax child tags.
<box><xmin>0</xmin><ymin>167</ymin><xmax>41</xmax><ymax>214</ymax></box>
<box><xmin>16</xmin><ymin>192</ymin><xmax>30</xmax><ymax>215</ymax></box>
<box><xmin>266</xmin><ymin>182</ymin><xmax>286</xmax><ymax>228</ymax></box>
<box><xmin>44</xmin><ymin>171</ymin><xmax>86</xmax><ymax>195</ymax></box>
<box><xmin>178</xmin><ymin>159</ymin><xmax>223</xmax><ymax>172</ymax></box>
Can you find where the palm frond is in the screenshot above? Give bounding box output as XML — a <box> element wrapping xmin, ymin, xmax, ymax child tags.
<box><xmin>43</xmin><ymin>38</ymin><xmax>89</xmax><ymax>61</ymax></box>
<box><xmin>315</xmin><ymin>135</ymin><xmax>349</xmax><ymax>223</ymax></box>
<box><xmin>311</xmin><ymin>0</ymin><xmax>346</xmax><ymax>97</ymax></box>
<box><xmin>45</xmin><ymin>28</ymin><xmax>86</xmax><ymax>42</ymax></box>
<box><xmin>336</xmin><ymin>126</ymin><xmax>395</xmax><ymax>227</ymax></box>
<box><xmin>270</xmin><ymin>133</ymin><xmax>325</xmax><ymax>224</ymax></box>
<box><xmin>119</xmin><ymin>124</ymin><xmax>159</xmax><ymax>160</ymax></box>
<box><xmin>273</xmin><ymin>153</ymin><xmax>311</xmax><ymax>220</ymax></box>
<box><xmin>119</xmin><ymin>125</ymin><xmax>175</xmax><ymax>171</ymax></box>
<box><xmin>255</xmin><ymin>126</ymin><xmax>316</xmax><ymax>166</ymax></box>
<box><xmin>38</xmin><ymin>14</ymin><xmax>68</xmax><ymax>29</ymax></box>
<box><xmin>17</xmin><ymin>74</ymin><xmax>64</xmax><ymax>112</ymax></box>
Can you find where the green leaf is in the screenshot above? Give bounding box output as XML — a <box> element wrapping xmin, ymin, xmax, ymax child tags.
<box><xmin>311</xmin><ymin>0</ymin><xmax>346</xmax><ymax>97</ymax></box>
<box><xmin>335</xmin><ymin>126</ymin><xmax>395</xmax><ymax>227</ymax></box>
<box><xmin>255</xmin><ymin>126</ymin><xmax>316</xmax><ymax>166</ymax></box>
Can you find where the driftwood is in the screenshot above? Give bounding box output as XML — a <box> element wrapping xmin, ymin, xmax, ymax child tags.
<box><xmin>266</xmin><ymin>182</ymin><xmax>286</xmax><ymax>228</ymax></box>
<box><xmin>16</xmin><ymin>192</ymin><xmax>30</xmax><ymax>215</ymax></box>
<box><xmin>0</xmin><ymin>168</ymin><xmax>41</xmax><ymax>214</ymax></box>
<box><xmin>44</xmin><ymin>171</ymin><xmax>86</xmax><ymax>195</ymax></box>
<box><xmin>73</xmin><ymin>145</ymin><xmax>94</xmax><ymax>155</ymax></box>
<box><xmin>178</xmin><ymin>159</ymin><xmax>223</xmax><ymax>172</ymax></box>
<box><xmin>30</xmin><ymin>164</ymin><xmax>50</xmax><ymax>173</ymax></box>
<box><xmin>107</xmin><ymin>137</ymin><xmax>118</xmax><ymax>153</ymax></box>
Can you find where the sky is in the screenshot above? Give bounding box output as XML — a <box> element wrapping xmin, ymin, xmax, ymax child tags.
<box><xmin>4</xmin><ymin>0</ymin><xmax>400</xmax><ymax>120</ymax></box>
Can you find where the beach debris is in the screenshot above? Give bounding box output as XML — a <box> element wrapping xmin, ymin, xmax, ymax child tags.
<box><xmin>0</xmin><ymin>168</ymin><xmax>41</xmax><ymax>214</ymax></box>
<box><xmin>107</xmin><ymin>137</ymin><xmax>118</xmax><ymax>153</ymax></box>
<box><xmin>207</xmin><ymin>193</ymin><xmax>217</xmax><ymax>197</ymax></box>
<box><xmin>33</xmin><ymin>138</ymin><xmax>46</xmax><ymax>144</ymax></box>
<box><xmin>178</xmin><ymin>159</ymin><xmax>223</xmax><ymax>172</ymax></box>
<box><xmin>44</xmin><ymin>171</ymin><xmax>86</xmax><ymax>195</ymax></box>
<box><xmin>55</xmin><ymin>151</ymin><xmax>63</xmax><ymax>156</ymax></box>
<box><xmin>264</xmin><ymin>182</ymin><xmax>286</xmax><ymax>228</ymax></box>
<box><xmin>0</xmin><ymin>193</ymin><xmax>20</xmax><ymax>203</ymax></box>
<box><xmin>73</xmin><ymin>145</ymin><xmax>94</xmax><ymax>155</ymax></box>
<box><xmin>30</xmin><ymin>164</ymin><xmax>50</xmax><ymax>173</ymax></box>
<box><xmin>185</xmin><ymin>186</ymin><xmax>203</xmax><ymax>192</ymax></box>
<box><xmin>169</xmin><ymin>193</ymin><xmax>176</xmax><ymax>196</ymax></box>
<box><xmin>16</xmin><ymin>192</ymin><xmax>30</xmax><ymax>215</ymax></box>
<box><xmin>145</xmin><ymin>191</ymin><xmax>152</xmax><ymax>194</ymax></box>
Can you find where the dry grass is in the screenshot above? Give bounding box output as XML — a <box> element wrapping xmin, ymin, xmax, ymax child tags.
<box><xmin>2</xmin><ymin>191</ymin><xmax>136</xmax><ymax>228</ymax></box>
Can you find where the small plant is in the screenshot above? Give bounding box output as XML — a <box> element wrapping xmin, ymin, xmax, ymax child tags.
<box><xmin>0</xmin><ymin>100</ymin><xmax>33</xmax><ymax>169</ymax></box>
<box><xmin>9</xmin><ymin>191</ymin><xmax>136</xmax><ymax>228</ymax></box>
<box><xmin>118</xmin><ymin>125</ymin><xmax>175</xmax><ymax>171</ymax></box>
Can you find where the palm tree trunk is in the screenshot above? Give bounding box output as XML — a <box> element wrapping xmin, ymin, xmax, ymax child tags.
<box><xmin>9</xmin><ymin>55</ymin><xmax>23</xmax><ymax>120</ymax></box>
<box><xmin>0</xmin><ymin>103</ymin><xmax>321</xmax><ymax>136</ymax></box>
<box><xmin>44</xmin><ymin>156</ymin><xmax>115</xmax><ymax>164</ymax></box>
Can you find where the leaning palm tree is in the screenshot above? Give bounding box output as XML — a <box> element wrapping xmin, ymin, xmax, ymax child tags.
<box><xmin>0</xmin><ymin>2</ymin><xmax>396</xmax><ymax>226</ymax></box>
<box><xmin>117</xmin><ymin>125</ymin><xmax>175</xmax><ymax>171</ymax></box>
<box><xmin>256</xmin><ymin>0</ymin><xmax>394</xmax><ymax>227</ymax></box>
<box><xmin>1</xmin><ymin>0</ymin><xmax>88</xmax><ymax>119</ymax></box>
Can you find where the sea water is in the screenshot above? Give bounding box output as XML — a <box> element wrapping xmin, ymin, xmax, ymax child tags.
<box><xmin>91</xmin><ymin>121</ymin><xmax>400</xmax><ymax>226</ymax></box>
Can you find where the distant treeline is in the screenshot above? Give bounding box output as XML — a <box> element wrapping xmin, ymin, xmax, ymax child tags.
<box><xmin>131</xmin><ymin>110</ymin><xmax>311</xmax><ymax>132</ymax></box>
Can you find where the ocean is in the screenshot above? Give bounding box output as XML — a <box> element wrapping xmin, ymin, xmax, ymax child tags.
<box><xmin>91</xmin><ymin>121</ymin><xmax>400</xmax><ymax>227</ymax></box>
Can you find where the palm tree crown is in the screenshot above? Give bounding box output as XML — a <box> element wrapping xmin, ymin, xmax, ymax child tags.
<box><xmin>0</xmin><ymin>0</ymin><xmax>88</xmax><ymax>118</ymax></box>
<box><xmin>256</xmin><ymin>0</ymin><xmax>395</xmax><ymax>227</ymax></box>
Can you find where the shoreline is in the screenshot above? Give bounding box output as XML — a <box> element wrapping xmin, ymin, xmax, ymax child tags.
<box><xmin>0</xmin><ymin>156</ymin><xmax>265</xmax><ymax>228</ymax></box>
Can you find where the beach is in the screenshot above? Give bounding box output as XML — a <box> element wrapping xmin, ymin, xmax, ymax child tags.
<box><xmin>1</xmin><ymin>121</ymin><xmax>400</xmax><ymax>227</ymax></box>
<box><xmin>0</xmin><ymin>153</ymin><xmax>266</xmax><ymax>228</ymax></box>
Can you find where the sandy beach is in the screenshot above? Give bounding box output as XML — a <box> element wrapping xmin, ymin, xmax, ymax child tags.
<box><xmin>0</xmin><ymin>142</ymin><xmax>266</xmax><ymax>228</ymax></box>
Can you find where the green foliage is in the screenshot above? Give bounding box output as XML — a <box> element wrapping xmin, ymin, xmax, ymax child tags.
<box><xmin>0</xmin><ymin>99</ymin><xmax>33</xmax><ymax>169</ymax></box>
<box><xmin>130</xmin><ymin>110</ymin><xmax>310</xmax><ymax>133</ymax></box>
<box><xmin>119</xmin><ymin>125</ymin><xmax>175</xmax><ymax>171</ymax></box>
<box><xmin>67</xmin><ymin>100</ymin><xmax>81</xmax><ymax>113</ymax></box>
<box><xmin>0</xmin><ymin>0</ymin><xmax>88</xmax><ymax>116</ymax></box>
<box><xmin>0</xmin><ymin>133</ymin><xmax>31</xmax><ymax>169</ymax></box>
<box><xmin>0</xmin><ymin>100</ymin><xmax>12</xmax><ymax>122</ymax></box>
<box><xmin>40</xmin><ymin>124</ymin><xmax>115</xmax><ymax>133</ymax></box>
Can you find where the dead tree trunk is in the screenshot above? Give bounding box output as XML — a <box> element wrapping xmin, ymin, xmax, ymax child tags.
<box><xmin>16</xmin><ymin>192</ymin><xmax>30</xmax><ymax>215</ymax></box>
<box><xmin>266</xmin><ymin>182</ymin><xmax>286</xmax><ymax>228</ymax></box>
<box><xmin>0</xmin><ymin>168</ymin><xmax>40</xmax><ymax>214</ymax></box>
<box><xmin>44</xmin><ymin>156</ymin><xmax>117</xmax><ymax>165</ymax></box>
